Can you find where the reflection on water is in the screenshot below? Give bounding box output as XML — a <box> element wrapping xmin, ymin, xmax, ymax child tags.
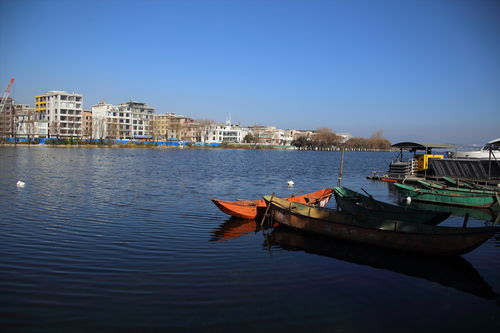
<box><xmin>210</xmin><ymin>218</ymin><xmax>277</xmax><ymax>242</ymax></box>
<box><xmin>1</xmin><ymin>147</ymin><xmax>499</xmax><ymax>331</ymax></box>
<box><xmin>211</xmin><ymin>218</ymin><xmax>262</xmax><ymax>242</ymax></box>
<box><xmin>406</xmin><ymin>201</ymin><xmax>500</xmax><ymax>224</ymax></box>
<box><xmin>268</xmin><ymin>227</ymin><xmax>499</xmax><ymax>301</ymax></box>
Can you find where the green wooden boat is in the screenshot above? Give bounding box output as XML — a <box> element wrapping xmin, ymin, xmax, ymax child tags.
<box><xmin>263</xmin><ymin>195</ymin><xmax>500</xmax><ymax>255</ymax></box>
<box><xmin>417</xmin><ymin>180</ymin><xmax>495</xmax><ymax>195</ymax></box>
<box><xmin>394</xmin><ymin>183</ymin><xmax>500</xmax><ymax>211</ymax></box>
<box><xmin>442</xmin><ymin>176</ymin><xmax>475</xmax><ymax>189</ymax></box>
<box><xmin>333</xmin><ymin>186</ymin><xmax>450</xmax><ymax>225</ymax></box>
<box><xmin>406</xmin><ymin>201</ymin><xmax>500</xmax><ymax>223</ymax></box>
<box><xmin>442</xmin><ymin>176</ymin><xmax>500</xmax><ymax>193</ymax></box>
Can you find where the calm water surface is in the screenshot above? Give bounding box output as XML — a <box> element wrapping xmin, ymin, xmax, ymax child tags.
<box><xmin>1</xmin><ymin>147</ymin><xmax>499</xmax><ymax>332</ymax></box>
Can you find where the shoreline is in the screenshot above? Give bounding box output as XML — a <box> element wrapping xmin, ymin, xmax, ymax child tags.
<box><xmin>0</xmin><ymin>143</ymin><xmax>393</xmax><ymax>152</ymax></box>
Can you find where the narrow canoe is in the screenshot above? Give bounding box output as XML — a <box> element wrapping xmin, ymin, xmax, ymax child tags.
<box><xmin>395</xmin><ymin>183</ymin><xmax>500</xmax><ymax>211</ymax></box>
<box><xmin>442</xmin><ymin>176</ymin><xmax>476</xmax><ymax>189</ymax></box>
<box><xmin>442</xmin><ymin>176</ymin><xmax>500</xmax><ymax>192</ymax></box>
<box><xmin>263</xmin><ymin>195</ymin><xmax>500</xmax><ymax>255</ymax></box>
<box><xmin>417</xmin><ymin>180</ymin><xmax>495</xmax><ymax>195</ymax></box>
<box><xmin>211</xmin><ymin>188</ymin><xmax>334</xmax><ymax>219</ymax></box>
<box><xmin>406</xmin><ymin>201</ymin><xmax>500</xmax><ymax>223</ymax></box>
<box><xmin>334</xmin><ymin>186</ymin><xmax>450</xmax><ymax>225</ymax></box>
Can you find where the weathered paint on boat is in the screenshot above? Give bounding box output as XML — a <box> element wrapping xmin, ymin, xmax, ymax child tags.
<box><xmin>263</xmin><ymin>195</ymin><xmax>500</xmax><ymax>255</ymax></box>
<box><xmin>442</xmin><ymin>176</ymin><xmax>500</xmax><ymax>192</ymax></box>
<box><xmin>333</xmin><ymin>186</ymin><xmax>450</xmax><ymax>225</ymax></box>
<box><xmin>395</xmin><ymin>183</ymin><xmax>500</xmax><ymax>211</ymax></box>
<box><xmin>211</xmin><ymin>188</ymin><xmax>334</xmax><ymax>219</ymax></box>
<box><xmin>417</xmin><ymin>180</ymin><xmax>496</xmax><ymax>195</ymax></box>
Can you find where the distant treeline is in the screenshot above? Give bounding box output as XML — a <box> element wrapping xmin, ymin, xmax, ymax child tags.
<box><xmin>291</xmin><ymin>129</ymin><xmax>391</xmax><ymax>150</ymax></box>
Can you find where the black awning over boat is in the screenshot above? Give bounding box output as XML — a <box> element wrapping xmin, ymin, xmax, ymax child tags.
<box><xmin>392</xmin><ymin>142</ymin><xmax>455</xmax><ymax>152</ymax></box>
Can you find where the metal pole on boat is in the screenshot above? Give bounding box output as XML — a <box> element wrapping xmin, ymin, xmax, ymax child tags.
<box><xmin>462</xmin><ymin>213</ymin><xmax>470</xmax><ymax>228</ymax></box>
<box><xmin>338</xmin><ymin>148</ymin><xmax>345</xmax><ymax>186</ymax></box>
<box><xmin>487</xmin><ymin>146</ymin><xmax>492</xmax><ymax>182</ymax></box>
<box><xmin>261</xmin><ymin>192</ymin><xmax>275</xmax><ymax>227</ymax></box>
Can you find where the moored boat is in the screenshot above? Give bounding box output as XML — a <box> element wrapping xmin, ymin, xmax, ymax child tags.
<box><xmin>263</xmin><ymin>195</ymin><xmax>500</xmax><ymax>255</ymax></box>
<box><xmin>211</xmin><ymin>188</ymin><xmax>334</xmax><ymax>219</ymax></box>
<box><xmin>442</xmin><ymin>176</ymin><xmax>500</xmax><ymax>192</ymax></box>
<box><xmin>417</xmin><ymin>180</ymin><xmax>496</xmax><ymax>195</ymax></box>
<box><xmin>334</xmin><ymin>186</ymin><xmax>450</xmax><ymax>225</ymax></box>
<box><xmin>394</xmin><ymin>183</ymin><xmax>500</xmax><ymax>211</ymax></box>
<box><xmin>451</xmin><ymin>138</ymin><xmax>500</xmax><ymax>159</ymax></box>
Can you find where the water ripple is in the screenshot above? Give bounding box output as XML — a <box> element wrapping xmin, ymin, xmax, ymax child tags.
<box><xmin>1</xmin><ymin>147</ymin><xmax>499</xmax><ymax>331</ymax></box>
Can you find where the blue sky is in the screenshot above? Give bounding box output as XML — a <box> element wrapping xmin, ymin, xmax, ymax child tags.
<box><xmin>0</xmin><ymin>0</ymin><xmax>498</xmax><ymax>144</ymax></box>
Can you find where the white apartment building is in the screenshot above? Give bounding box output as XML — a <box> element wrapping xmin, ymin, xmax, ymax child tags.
<box><xmin>202</xmin><ymin>122</ymin><xmax>249</xmax><ymax>143</ymax></box>
<box><xmin>120</xmin><ymin>101</ymin><xmax>155</xmax><ymax>139</ymax></box>
<box><xmin>35</xmin><ymin>91</ymin><xmax>83</xmax><ymax>138</ymax></box>
<box><xmin>14</xmin><ymin>104</ymin><xmax>48</xmax><ymax>138</ymax></box>
<box><xmin>337</xmin><ymin>132</ymin><xmax>353</xmax><ymax>143</ymax></box>
<box><xmin>91</xmin><ymin>101</ymin><xmax>155</xmax><ymax>140</ymax></box>
<box><xmin>278</xmin><ymin>129</ymin><xmax>294</xmax><ymax>146</ymax></box>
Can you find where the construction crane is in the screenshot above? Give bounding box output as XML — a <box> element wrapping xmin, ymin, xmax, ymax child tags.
<box><xmin>0</xmin><ymin>78</ymin><xmax>15</xmax><ymax>113</ymax></box>
<box><xmin>0</xmin><ymin>78</ymin><xmax>15</xmax><ymax>139</ymax></box>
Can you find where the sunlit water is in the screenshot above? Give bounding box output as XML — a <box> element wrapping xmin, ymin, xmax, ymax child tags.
<box><xmin>1</xmin><ymin>147</ymin><xmax>499</xmax><ymax>332</ymax></box>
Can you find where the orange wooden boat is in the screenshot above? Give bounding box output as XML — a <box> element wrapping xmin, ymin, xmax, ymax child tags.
<box><xmin>211</xmin><ymin>188</ymin><xmax>334</xmax><ymax>219</ymax></box>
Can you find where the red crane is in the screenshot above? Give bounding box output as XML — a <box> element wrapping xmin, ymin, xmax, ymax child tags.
<box><xmin>0</xmin><ymin>78</ymin><xmax>15</xmax><ymax>113</ymax></box>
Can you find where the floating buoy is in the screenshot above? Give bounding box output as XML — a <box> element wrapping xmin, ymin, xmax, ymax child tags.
<box><xmin>405</xmin><ymin>197</ymin><xmax>411</xmax><ymax>204</ymax></box>
<box><xmin>287</xmin><ymin>180</ymin><xmax>295</xmax><ymax>186</ymax></box>
<box><xmin>16</xmin><ymin>181</ymin><xmax>26</xmax><ymax>188</ymax></box>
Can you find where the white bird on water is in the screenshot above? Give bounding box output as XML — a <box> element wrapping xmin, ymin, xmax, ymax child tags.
<box><xmin>405</xmin><ymin>197</ymin><xmax>412</xmax><ymax>204</ymax></box>
<box><xmin>287</xmin><ymin>180</ymin><xmax>295</xmax><ymax>187</ymax></box>
<box><xmin>16</xmin><ymin>181</ymin><xmax>26</xmax><ymax>188</ymax></box>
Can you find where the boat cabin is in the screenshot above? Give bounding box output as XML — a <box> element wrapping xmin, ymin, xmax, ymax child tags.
<box><xmin>369</xmin><ymin>142</ymin><xmax>454</xmax><ymax>182</ymax></box>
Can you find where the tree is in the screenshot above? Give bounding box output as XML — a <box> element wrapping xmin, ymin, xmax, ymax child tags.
<box><xmin>194</xmin><ymin>119</ymin><xmax>215</xmax><ymax>142</ymax></box>
<box><xmin>312</xmin><ymin>127</ymin><xmax>341</xmax><ymax>150</ymax></box>
<box><xmin>369</xmin><ymin>130</ymin><xmax>391</xmax><ymax>149</ymax></box>
<box><xmin>291</xmin><ymin>135</ymin><xmax>310</xmax><ymax>149</ymax></box>
<box><xmin>93</xmin><ymin>117</ymin><xmax>107</xmax><ymax>141</ymax></box>
<box><xmin>344</xmin><ymin>130</ymin><xmax>391</xmax><ymax>150</ymax></box>
<box><xmin>49</xmin><ymin>120</ymin><xmax>60</xmax><ymax>139</ymax></box>
<box><xmin>149</xmin><ymin>119</ymin><xmax>161</xmax><ymax>142</ymax></box>
<box><xmin>243</xmin><ymin>133</ymin><xmax>257</xmax><ymax>143</ymax></box>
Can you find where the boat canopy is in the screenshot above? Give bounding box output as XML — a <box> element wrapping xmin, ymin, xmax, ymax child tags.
<box><xmin>392</xmin><ymin>142</ymin><xmax>455</xmax><ymax>153</ymax></box>
<box><xmin>488</xmin><ymin>138</ymin><xmax>500</xmax><ymax>144</ymax></box>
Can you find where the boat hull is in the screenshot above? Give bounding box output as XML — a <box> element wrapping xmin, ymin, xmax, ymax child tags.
<box><xmin>395</xmin><ymin>183</ymin><xmax>500</xmax><ymax>211</ymax></box>
<box><xmin>334</xmin><ymin>186</ymin><xmax>450</xmax><ymax>225</ymax></box>
<box><xmin>265</xmin><ymin>196</ymin><xmax>499</xmax><ymax>255</ymax></box>
<box><xmin>211</xmin><ymin>188</ymin><xmax>334</xmax><ymax>219</ymax></box>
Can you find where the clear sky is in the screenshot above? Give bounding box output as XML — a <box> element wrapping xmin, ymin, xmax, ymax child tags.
<box><xmin>1</xmin><ymin>0</ymin><xmax>499</xmax><ymax>144</ymax></box>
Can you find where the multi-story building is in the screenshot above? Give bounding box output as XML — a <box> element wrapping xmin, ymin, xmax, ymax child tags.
<box><xmin>82</xmin><ymin>110</ymin><xmax>92</xmax><ymax>139</ymax></box>
<box><xmin>0</xmin><ymin>97</ymin><xmax>15</xmax><ymax>139</ymax></box>
<box><xmin>202</xmin><ymin>122</ymin><xmax>249</xmax><ymax>143</ymax></box>
<box><xmin>14</xmin><ymin>104</ymin><xmax>36</xmax><ymax>138</ymax></box>
<box><xmin>35</xmin><ymin>91</ymin><xmax>83</xmax><ymax>138</ymax></box>
<box><xmin>1</xmin><ymin>99</ymin><xmax>48</xmax><ymax>139</ymax></box>
<box><xmin>119</xmin><ymin>101</ymin><xmax>155</xmax><ymax>139</ymax></box>
<box><xmin>248</xmin><ymin>125</ymin><xmax>282</xmax><ymax>144</ymax></box>
<box><xmin>91</xmin><ymin>101</ymin><xmax>119</xmax><ymax>139</ymax></box>
<box><xmin>91</xmin><ymin>101</ymin><xmax>155</xmax><ymax>140</ymax></box>
<box><xmin>153</xmin><ymin>113</ymin><xmax>197</xmax><ymax>142</ymax></box>
<box><xmin>278</xmin><ymin>129</ymin><xmax>294</xmax><ymax>146</ymax></box>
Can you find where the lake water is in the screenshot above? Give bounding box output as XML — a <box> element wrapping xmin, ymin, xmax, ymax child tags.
<box><xmin>1</xmin><ymin>147</ymin><xmax>499</xmax><ymax>332</ymax></box>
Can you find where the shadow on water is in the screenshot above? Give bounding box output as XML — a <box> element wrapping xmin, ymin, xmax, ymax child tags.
<box><xmin>210</xmin><ymin>217</ymin><xmax>276</xmax><ymax>242</ymax></box>
<box><xmin>386</xmin><ymin>182</ymin><xmax>500</xmax><ymax>224</ymax></box>
<box><xmin>405</xmin><ymin>202</ymin><xmax>500</xmax><ymax>224</ymax></box>
<box><xmin>267</xmin><ymin>226</ymin><xmax>499</xmax><ymax>301</ymax></box>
